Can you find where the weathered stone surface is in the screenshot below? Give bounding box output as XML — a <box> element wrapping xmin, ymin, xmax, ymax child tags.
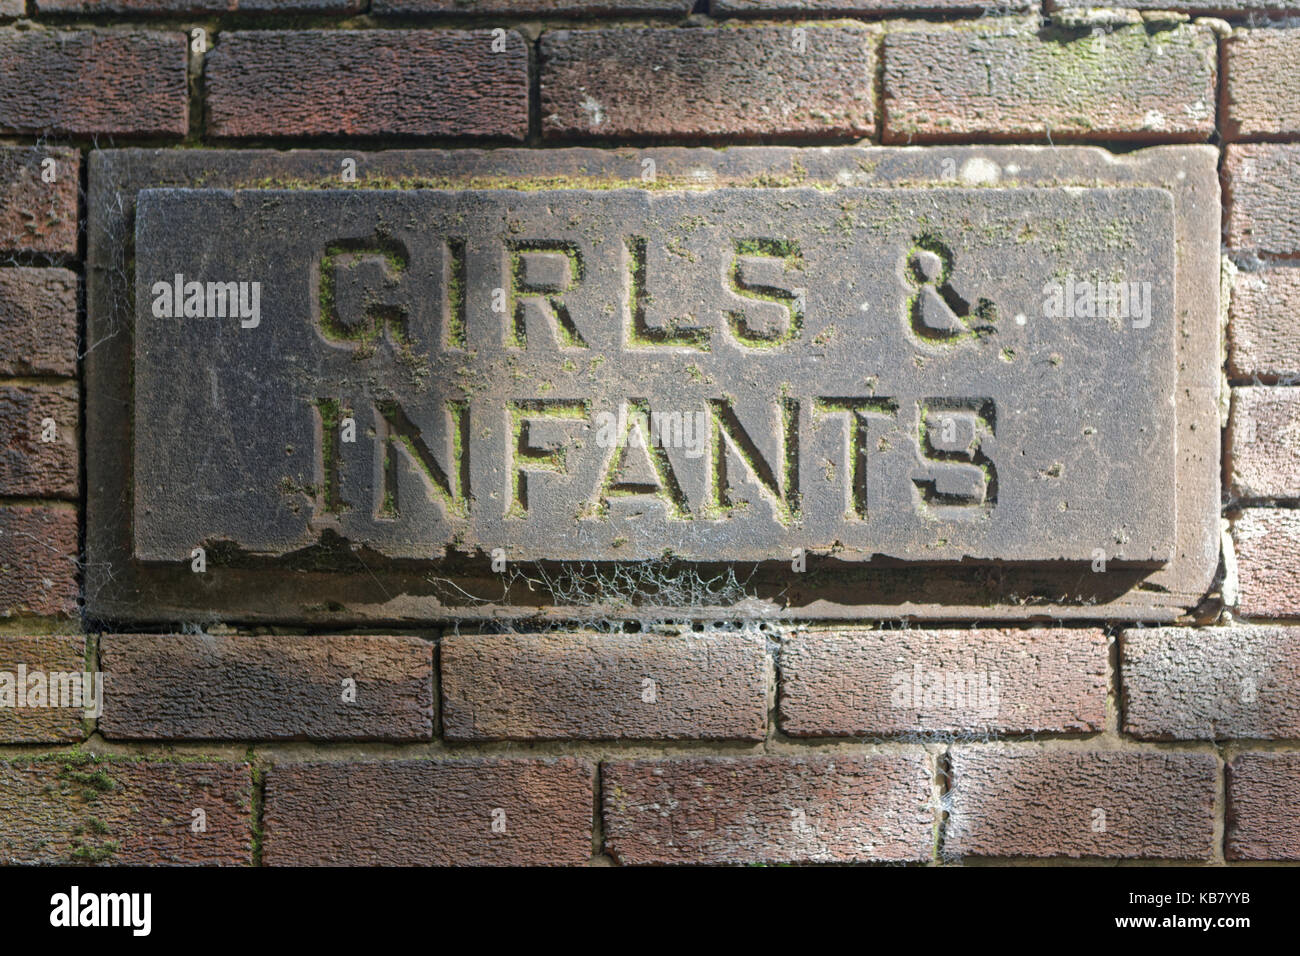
<box><xmin>1233</xmin><ymin>509</ymin><xmax>1300</xmax><ymax>618</ymax></box>
<box><xmin>781</xmin><ymin>628</ymin><xmax>1107</xmax><ymax>736</ymax></box>
<box><xmin>263</xmin><ymin>757</ymin><xmax>594</xmax><ymax>865</ymax></box>
<box><xmin>0</xmin><ymin>268</ymin><xmax>78</xmax><ymax>377</ymax></box>
<box><xmin>131</xmin><ymin>186</ymin><xmax>1176</xmax><ymax>567</ymax></box>
<box><xmin>0</xmin><ymin>635</ymin><xmax>88</xmax><ymax>743</ymax></box>
<box><xmin>1122</xmin><ymin>626</ymin><xmax>1300</xmax><ymax>740</ymax></box>
<box><xmin>718</xmin><ymin>0</ymin><xmax>1031</xmax><ymax>10</ymax></box>
<box><xmin>1229</xmin><ymin>268</ymin><xmax>1300</xmax><ymax>379</ymax></box>
<box><xmin>0</xmin><ymin>1</ymin><xmax>22</xmax><ymax>18</ymax></box>
<box><xmin>442</xmin><ymin>631</ymin><xmax>767</xmax><ymax>740</ymax></box>
<box><xmin>0</xmin><ymin>31</ymin><xmax>188</xmax><ymax>137</ymax></box>
<box><xmin>0</xmin><ymin>758</ymin><xmax>252</xmax><ymax>865</ymax></box>
<box><xmin>99</xmin><ymin>633</ymin><xmax>433</xmax><ymax>741</ymax></box>
<box><xmin>39</xmin><ymin>0</ymin><xmax>360</xmax><ymax>10</ymax></box>
<box><xmin>883</xmin><ymin>24</ymin><xmax>1217</xmax><ymax>143</ymax></box>
<box><xmin>1228</xmin><ymin>387</ymin><xmax>1300</xmax><ymax>500</ymax></box>
<box><xmin>603</xmin><ymin>754</ymin><xmax>934</xmax><ymax>864</ymax></box>
<box><xmin>541</xmin><ymin>24</ymin><xmax>875</xmax><ymax>139</ymax></box>
<box><xmin>377</xmin><ymin>0</ymin><xmax>692</xmax><ymax>11</ymax></box>
<box><xmin>85</xmin><ymin>146</ymin><xmax>1220</xmax><ymax>624</ymax></box>
<box><xmin>944</xmin><ymin>748</ymin><xmax>1217</xmax><ymax>859</ymax></box>
<box><xmin>206</xmin><ymin>30</ymin><xmax>529</xmax><ymax>140</ymax></box>
<box><xmin>1227</xmin><ymin>753</ymin><xmax>1300</xmax><ymax>861</ymax></box>
<box><xmin>0</xmin><ymin>506</ymin><xmax>78</xmax><ymax>618</ymax></box>
<box><xmin>1225</xmin><ymin>145</ymin><xmax>1300</xmax><ymax>256</ymax></box>
<box><xmin>0</xmin><ymin>384</ymin><xmax>78</xmax><ymax>499</ymax></box>
<box><xmin>0</xmin><ymin>147</ymin><xmax>79</xmax><ymax>256</ymax></box>
<box><xmin>1050</xmin><ymin>0</ymin><xmax>1300</xmax><ymax>14</ymax></box>
<box><xmin>1223</xmin><ymin>27</ymin><xmax>1300</xmax><ymax>141</ymax></box>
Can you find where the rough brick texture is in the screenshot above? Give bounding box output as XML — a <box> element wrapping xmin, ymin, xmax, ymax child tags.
<box><xmin>0</xmin><ymin>506</ymin><xmax>78</xmax><ymax>618</ymax></box>
<box><xmin>1227</xmin><ymin>753</ymin><xmax>1300</xmax><ymax>861</ymax></box>
<box><xmin>0</xmin><ymin>384</ymin><xmax>78</xmax><ymax>499</ymax></box>
<box><xmin>0</xmin><ymin>635</ymin><xmax>88</xmax><ymax>743</ymax></box>
<box><xmin>1226</xmin><ymin>145</ymin><xmax>1300</xmax><ymax>255</ymax></box>
<box><xmin>1223</xmin><ymin>27</ymin><xmax>1300</xmax><ymax>141</ymax></box>
<box><xmin>0</xmin><ymin>31</ymin><xmax>188</xmax><ymax>137</ymax></box>
<box><xmin>442</xmin><ymin>631</ymin><xmax>766</xmax><ymax>741</ymax></box>
<box><xmin>0</xmin><ymin>759</ymin><xmax>252</xmax><ymax>865</ymax></box>
<box><xmin>263</xmin><ymin>758</ymin><xmax>594</xmax><ymax>866</ymax></box>
<box><xmin>1122</xmin><ymin>626</ymin><xmax>1300</xmax><ymax>740</ymax></box>
<box><xmin>39</xmin><ymin>0</ymin><xmax>361</xmax><ymax>10</ymax></box>
<box><xmin>541</xmin><ymin>24</ymin><xmax>876</xmax><ymax>140</ymax></box>
<box><xmin>377</xmin><ymin>0</ymin><xmax>692</xmax><ymax>11</ymax></box>
<box><xmin>781</xmin><ymin>628</ymin><xmax>1107</xmax><ymax>736</ymax></box>
<box><xmin>1228</xmin><ymin>387</ymin><xmax>1300</xmax><ymax>500</ymax></box>
<box><xmin>602</xmin><ymin>754</ymin><xmax>934</xmax><ymax>864</ymax></box>
<box><xmin>0</xmin><ymin>148</ymin><xmax>79</xmax><ymax>257</ymax></box>
<box><xmin>206</xmin><ymin>30</ymin><xmax>529</xmax><ymax>140</ymax></box>
<box><xmin>883</xmin><ymin>24</ymin><xmax>1216</xmax><ymax>143</ymax></box>
<box><xmin>717</xmin><ymin>0</ymin><xmax>1032</xmax><ymax>10</ymax></box>
<box><xmin>100</xmin><ymin>634</ymin><xmax>433</xmax><ymax>741</ymax></box>
<box><xmin>0</xmin><ymin>269</ymin><xmax>77</xmax><ymax>378</ymax></box>
<box><xmin>1229</xmin><ymin>268</ymin><xmax>1300</xmax><ymax>379</ymax></box>
<box><xmin>1050</xmin><ymin>0</ymin><xmax>1300</xmax><ymax>11</ymax></box>
<box><xmin>945</xmin><ymin>749</ymin><xmax>1217</xmax><ymax>859</ymax></box>
<box><xmin>1234</xmin><ymin>509</ymin><xmax>1300</xmax><ymax>618</ymax></box>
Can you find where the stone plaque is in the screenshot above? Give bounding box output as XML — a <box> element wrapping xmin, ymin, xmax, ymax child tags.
<box><xmin>86</xmin><ymin>147</ymin><xmax>1220</xmax><ymax>623</ymax></box>
<box><xmin>133</xmin><ymin>185</ymin><xmax>1174</xmax><ymax>564</ymax></box>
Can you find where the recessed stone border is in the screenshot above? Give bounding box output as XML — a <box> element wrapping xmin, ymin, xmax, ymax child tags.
<box><xmin>84</xmin><ymin>145</ymin><xmax>1220</xmax><ymax>625</ymax></box>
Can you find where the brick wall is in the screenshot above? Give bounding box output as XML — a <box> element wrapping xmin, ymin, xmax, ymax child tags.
<box><xmin>1</xmin><ymin>0</ymin><xmax>1298</xmax><ymax>867</ymax></box>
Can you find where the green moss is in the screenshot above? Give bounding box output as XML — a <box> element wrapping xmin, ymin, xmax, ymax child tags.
<box><xmin>70</xmin><ymin>840</ymin><xmax>120</xmax><ymax>864</ymax></box>
<box><xmin>318</xmin><ymin>238</ymin><xmax>409</xmax><ymax>347</ymax></box>
<box><xmin>445</xmin><ymin>238</ymin><xmax>467</xmax><ymax>350</ymax></box>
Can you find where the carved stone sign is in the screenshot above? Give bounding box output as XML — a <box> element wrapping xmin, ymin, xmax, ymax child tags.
<box><xmin>85</xmin><ymin>147</ymin><xmax>1220</xmax><ymax>623</ymax></box>
<box><xmin>133</xmin><ymin>185</ymin><xmax>1174</xmax><ymax>565</ymax></box>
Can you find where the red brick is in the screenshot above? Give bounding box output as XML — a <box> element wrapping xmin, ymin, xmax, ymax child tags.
<box><xmin>944</xmin><ymin>748</ymin><xmax>1217</xmax><ymax>859</ymax></box>
<box><xmin>442</xmin><ymin>631</ymin><xmax>767</xmax><ymax>742</ymax></box>
<box><xmin>1227</xmin><ymin>753</ymin><xmax>1300</xmax><ymax>861</ymax></box>
<box><xmin>716</xmin><ymin>0</ymin><xmax>1032</xmax><ymax>10</ymax></box>
<box><xmin>541</xmin><ymin>24</ymin><xmax>876</xmax><ymax>140</ymax></box>
<box><xmin>0</xmin><ymin>268</ymin><xmax>77</xmax><ymax>378</ymax></box>
<box><xmin>263</xmin><ymin>758</ymin><xmax>594</xmax><ymax>865</ymax></box>
<box><xmin>1122</xmin><ymin>626</ymin><xmax>1300</xmax><ymax>740</ymax></box>
<box><xmin>0</xmin><ymin>384</ymin><xmax>78</xmax><ymax>499</ymax></box>
<box><xmin>1226</xmin><ymin>144</ymin><xmax>1300</xmax><ymax>256</ymax></box>
<box><xmin>0</xmin><ymin>635</ymin><xmax>88</xmax><ymax>743</ymax></box>
<box><xmin>883</xmin><ymin>24</ymin><xmax>1216</xmax><ymax>143</ymax></box>
<box><xmin>1229</xmin><ymin>268</ymin><xmax>1300</xmax><ymax>379</ymax></box>
<box><xmin>100</xmin><ymin>633</ymin><xmax>433</xmax><ymax>741</ymax></box>
<box><xmin>38</xmin><ymin>0</ymin><xmax>360</xmax><ymax>10</ymax></box>
<box><xmin>0</xmin><ymin>31</ymin><xmax>188</xmax><ymax>137</ymax></box>
<box><xmin>781</xmin><ymin>628</ymin><xmax>1107</xmax><ymax>737</ymax></box>
<box><xmin>602</xmin><ymin>754</ymin><xmax>934</xmax><ymax>864</ymax></box>
<box><xmin>0</xmin><ymin>506</ymin><xmax>77</xmax><ymax>618</ymax></box>
<box><xmin>206</xmin><ymin>30</ymin><xmax>529</xmax><ymax>140</ymax></box>
<box><xmin>0</xmin><ymin>758</ymin><xmax>252</xmax><ymax>865</ymax></box>
<box><xmin>1234</xmin><ymin>509</ymin><xmax>1300</xmax><ymax>617</ymax></box>
<box><xmin>1223</xmin><ymin>27</ymin><xmax>1300</xmax><ymax>141</ymax></box>
<box><xmin>0</xmin><ymin>147</ymin><xmax>79</xmax><ymax>257</ymax></box>
<box><xmin>377</xmin><ymin>0</ymin><xmax>691</xmax><ymax>11</ymax></box>
<box><xmin>1228</xmin><ymin>387</ymin><xmax>1300</xmax><ymax>500</ymax></box>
